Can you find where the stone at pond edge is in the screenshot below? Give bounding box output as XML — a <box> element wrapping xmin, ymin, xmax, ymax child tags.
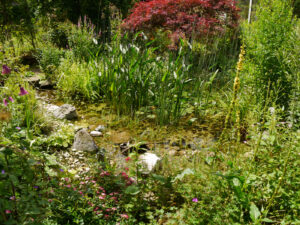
<box><xmin>72</xmin><ymin>128</ymin><xmax>99</xmax><ymax>153</ymax></box>
<box><xmin>95</xmin><ymin>125</ymin><xmax>106</xmax><ymax>132</ymax></box>
<box><xmin>25</xmin><ymin>75</ymin><xmax>41</xmax><ymax>87</ymax></box>
<box><xmin>39</xmin><ymin>80</ymin><xmax>54</xmax><ymax>89</ymax></box>
<box><xmin>52</xmin><ymin>104</ymin><xmax>78</xmax><ymax>120</ymax></box>
<box><xmin>138</xmin><ymin>153</ymin><xmax>161</xmax><ymax>173</ymax></box>
<box><xmin>90</xmin><ymin>131</ymin><xmax>103</xmax><ymax>137</ymax></box>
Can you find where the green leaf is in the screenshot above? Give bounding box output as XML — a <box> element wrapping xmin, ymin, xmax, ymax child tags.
<box><xmin>44</xmin><ymin>154</ymin><xmax>58</xmax><ymax>166</ymax></box>
<box><xmin>63</xmin><ymin>142</ymin><xmax>69</xmax><ymax>148</ymax></box>
<box><xmin>152</xmin><ymin>174</ymin><xmax>166</xmax><ymax>183</ymax></box>
<box><xmin>173</xmin><ymin>168</ymin><xmax>194</xmax><ymax>182</ymax></box>
<box><xmin>232</xmin><ymin>178</ymin><xmax>241</xmax><ymax>187</ymax></box>
<box><xmin>9</xmin><ymin>174</ymin><xmax>19</xmax><ymax>185</ymax></box>
<box><xmin>261</xmin><ymin>218</ymin><xmax>274</xmax><ymax>223</ymax></box>
<box><xmin>125</xmin><ymin>185</ymin><xmax>140</xmax><ymax>195</ymax></box>
<box><xmin>250</xmin><ymin>202</ymin><xmax>261</xmax><ymax>222</ymax></box>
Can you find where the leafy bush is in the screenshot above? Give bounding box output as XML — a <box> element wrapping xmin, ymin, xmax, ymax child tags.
<box><xmin>0</xmin><ymin>143</ymin><xmax>50</xmax><ymax>224</ymax></box>
<box><xmin>37</xmin><ymin>47</ymin><xmax>65</xmax><ymax>77</ymax></box>
<box><xmin>67</xmin><ymin>17</ymin><xmax>100</xmax><ymax>61</ymax></box>
<box><xmin>47</xmin><ymin>168</ymin><xmax>133</xmax><ymax>224</ymax></box>
<box><xmin>122</xmin><ymin>0</ymin><xmax>240</xmax><ymax>48</ymax></box>
<box><xmin>243</xmin><ymin>0</ymin><xmax>296</xmax><ymax>110</ymax></box>
<box><xmin>47</xmin><ymin>23</ymin><xmax>70</xmax><ymax>49</ymax></box>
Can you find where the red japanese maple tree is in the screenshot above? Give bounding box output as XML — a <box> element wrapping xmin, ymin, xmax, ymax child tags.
<box><xmin>122</xmin><ymin>0</ymin><xmax>240</xmax><ymax>45</ymax></box>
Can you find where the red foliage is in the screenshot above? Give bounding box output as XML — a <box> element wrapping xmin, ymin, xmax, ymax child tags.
<box><xmin>122</xmin><ymin>0</ymin><xmax>240</xmax><ymax>43</ymax></box>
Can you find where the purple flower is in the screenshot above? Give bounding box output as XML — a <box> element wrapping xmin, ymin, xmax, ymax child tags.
<box><xmin>33</xmin><ymin>186</ymin><xmax>39</xmax><ymax>189</ymax></box>
<box><xmin>2</xmin><ymin>65</ymin><xmax>11</xmax><ymax>75</ymax></box>
<box><xmin>3</xmin><ymin>98</ymin><xmax>8</xmax><ymax>106</ymax></box>
<box><xmin>10</xmin><ymin>196</ymin><xmax>16</xmax><ymax>201</ymax></box>
<box><xmin>1</xmin><ymin>170</ymin><xmax>5</xmax><ymax>174</ymax></box>
<box><xmin>19</xmin><ymin>85</ymin><xmax>28</xmax><ymax>96</ymax></box>
<box><xmin>16</xmin><ymin>127</ymin><xmax>21</xmax><ymax>130</ymax></box>
<box><xmin>8</xmin><ymin>96</ymin><xmax>14</xmax><ymax>102</ymax></box>
<box><xmin>192</xmin><ymin>198</ymin><xmax>198</xmax><ymax>202</ymax></box>
<box><xmin>59</xmin><ymin>169</ymin><xmax>64</xmax><ymax>172</ymax></box>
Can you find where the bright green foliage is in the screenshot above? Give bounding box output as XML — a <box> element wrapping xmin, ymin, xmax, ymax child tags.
<box><xmin>243</xmin><ymin>0</ymin><xmax>296</xmax><ymax>110</ymax></box>
<box><xmin>37</xmin><ymin>47</ymin><xmax>65</xmax><ymax>77</ymax></box>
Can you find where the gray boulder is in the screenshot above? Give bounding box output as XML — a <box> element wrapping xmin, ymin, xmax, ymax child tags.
<box><xmin>52</xmin><ymin>104</ymin><xmax>78</xmax><ymax>120</ymax></box>
<box><xmin>72</xmin><ymin>128</ymin><xmax>98</xmax><ymax>152</ymax></box>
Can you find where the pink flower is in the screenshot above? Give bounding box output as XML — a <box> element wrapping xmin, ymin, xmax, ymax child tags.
<box><xmin>48</xmin><ymin>199</ymin><xmax>53</xmax><ymax>203</ymax></box>
<box><xmin>121</xmin><ymin>172</ymin><xmax>128</xmax><ymax>178</ymax></box>
<box><xmin>3</xmin><ymin>98</ymin><xmax>8</xmax><ymax>106</ymax></box>
<box><xmin>110</xmin><ymin>196</ymin><xmax>117</xmax><ymax>201</ymax></box>
<box><xmin>18</xmin><ymin>85</ymin><xmax>28</xmax><ymax>96</ymax></box>
<box><xmin>5</xmin><ymin>210</ymin><xmax>11</xmax><ymax>214</ymax></box>
<box><xmin>192</xmin><ymin>198</ymin><xmax>198</xmax><ymax>202</ymax></box>
<box><xmin>2</xmin><ymin>65</ymin><xmax>11</xmax><ymax>75</ymax></box>
<box><xmin>112</xmin><ymin>207</ymin><xmax>117</xmax><ymax>211</ymax></box>
<box><xmin>104</xmin><ymin>214</ymin><xmax>109</xmax><ymax>219</ymax></box>
<box><xmin>8</xmin><ymin>96</ymin><xmax>14</xmax><ymax>102</ymax></box>
<box><xmin>100</xmin><ymin>171</ymin><xmax>110</xmax><ymax>176</ymax></box>
<box><xmin>9</xmin><ymin>196</ymin><xmax>16</xmax><ymax>201</ymax></box>
<box><xmin>125</xmin><ymin>157</ymin><xmax>131</xmax><ymax>162</ymax></box>
<box><xmin>99</xmin><ymin>196</ymin><xmax>105</xmax><ymax>200</ymax></box>
<box><xmin>120</xmin><ymin>214</ymin><xmax>129</xmax><ymax>219</ymax></box>
<box><xmin>93</xmin><ymin>207</ymin><xmax>99</xmax><ymax>212</ymax></box>
<box><xmin>91</xmin><ymin>180</ymin><xmax>96</xmax><ymax>184</ymax></box>
<box><xmin>99</xmin><ymin>186</ymin><xmax>105</xmax><ymax>191</ymax></box>
<box><xmin>65</xmin><ymin>184</ymin><xmax>71</xmax><ymax>188</ymax></box>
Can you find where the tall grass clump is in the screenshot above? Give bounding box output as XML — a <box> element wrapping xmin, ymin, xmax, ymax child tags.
<box><xmin>243</xmin><ymin>0</ymin><xmax>297</xmax><ymax>111</ymax></box>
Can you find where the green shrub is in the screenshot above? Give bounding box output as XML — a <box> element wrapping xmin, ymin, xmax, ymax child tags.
<box><xmin>47</xmin><ymin>23</ymin><xmax>70</xmax><ymax>49</ymax></box>
<box><xmin>243</xmin><ymin>0</ymin><xmax>296</xmax><ymax>110</ymax></box>
<box><xmin>37</xmin><ymin>46</ymin><xmax>65</xmax><ymax>78</ymax></box>
<box><xmin>67</xmin><ymin>18</ymin><xmax>100</xmax><ymax>61</ymax></box>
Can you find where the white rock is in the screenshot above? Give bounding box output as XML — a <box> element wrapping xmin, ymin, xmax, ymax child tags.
<box><xmin>138</xmin><ymin>153</ymin><xmax>161</xmax><ymax>173</ymax></box>
<box><xmin>90</xmin><ymin>131</ymin><xmax>103</xmax><ymax>137</ymax></box>
<box><xmin>95</xmin><ymin>125</ymin><xmax>106</xmax><ymax>132</ymax></box>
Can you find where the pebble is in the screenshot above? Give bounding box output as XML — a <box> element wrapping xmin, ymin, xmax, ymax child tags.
<box><xmin>95</xmin><ymin>125</ymin><xmax>106</xmax><ymax>132</ymax></box>
<box><xmin>90</xmin><ymin>131</ymin><xmax>103</xmax><ymax>137</ymax></box>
